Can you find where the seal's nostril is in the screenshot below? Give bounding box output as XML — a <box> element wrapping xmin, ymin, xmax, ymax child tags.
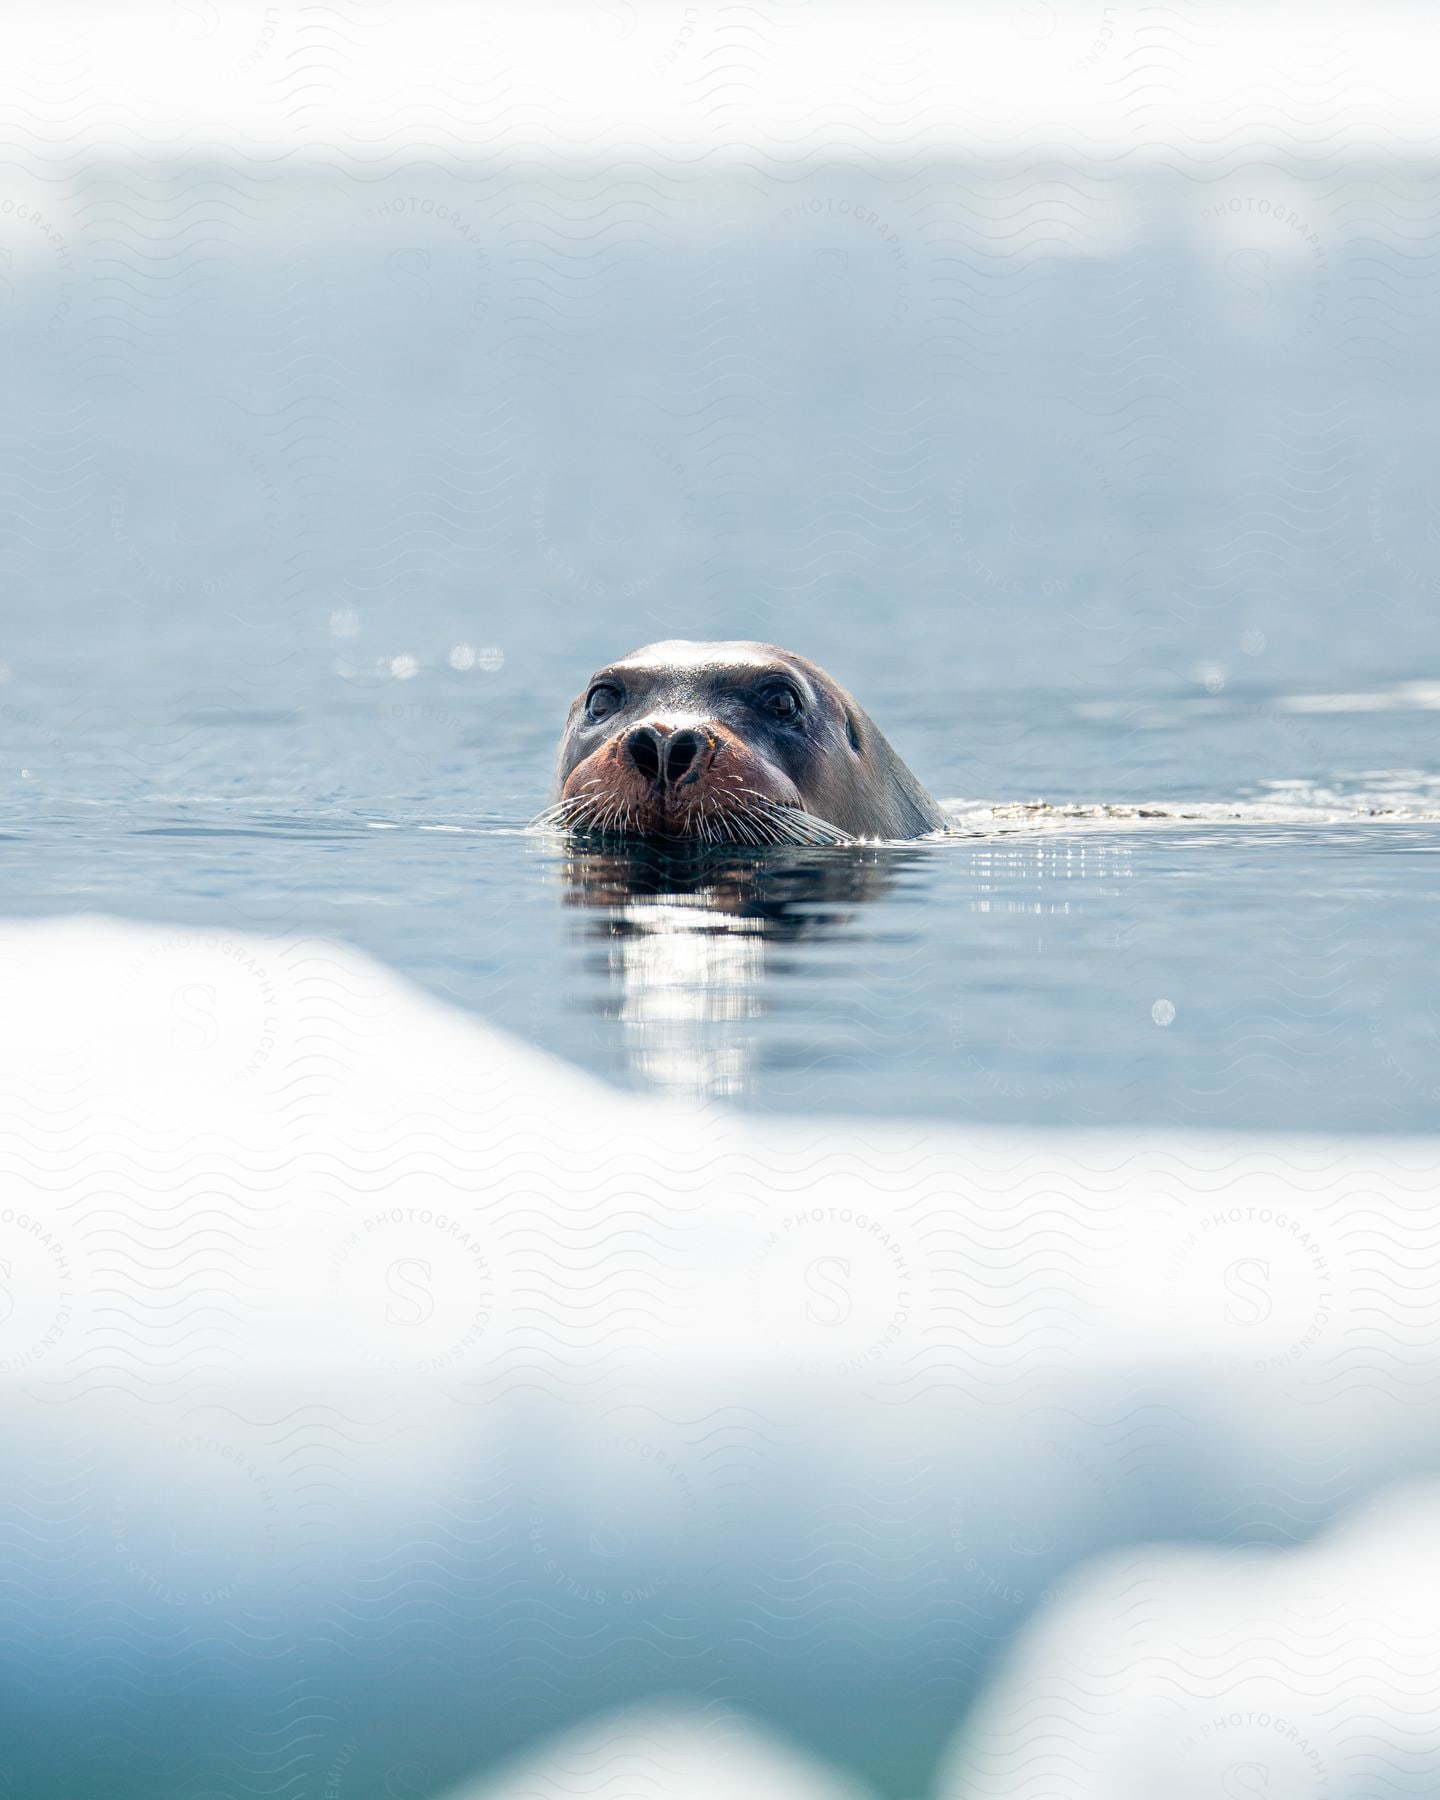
<box><xmin>664</xmin><ymin>730</ymin><xmax>704</xmax><ymax>783</ymax></box>
<box><xmin>628</xmin><ymin>725</ymin><xmax>708</xmax><ymax>786</ymax></box>
<box><xmin>626</xmin><ymin>726</ymin><xmax>662</xmax><ymax>783</ymax></box>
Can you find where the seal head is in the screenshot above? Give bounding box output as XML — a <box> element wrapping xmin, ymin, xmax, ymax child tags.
<box><xmin>542</xmin><ymin>640</ymin><xmax>946</xmax><ymax>845</ymax></box>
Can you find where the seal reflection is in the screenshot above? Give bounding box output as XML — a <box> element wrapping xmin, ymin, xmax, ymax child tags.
<box><xmin>554</xmin><ymin>840</ymin><xmax>915</xmax><ymax>1102</ymax></box>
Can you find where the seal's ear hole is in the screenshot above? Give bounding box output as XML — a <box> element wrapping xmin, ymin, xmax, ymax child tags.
<box><xmin>846</xmin><ymin>715</ymin><xmax>862</xmax><ymax>754</ymax></box>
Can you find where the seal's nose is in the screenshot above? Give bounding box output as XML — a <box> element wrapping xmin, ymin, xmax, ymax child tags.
<box><xmin>626</xmin><ymin>724</ymin><xmax>709</xmax><ymax>787</ymax></box>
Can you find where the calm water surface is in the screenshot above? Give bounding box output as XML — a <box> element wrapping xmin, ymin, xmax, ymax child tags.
<box><xmin>5</xmin><ymin>161</ymin><xmax>1439</xmax><ymax>1132</ymax></box>
<box><xmin>4</xmin><ymin>674</ymin><xmax>1438</xmax><ymax>1132</ymax></box>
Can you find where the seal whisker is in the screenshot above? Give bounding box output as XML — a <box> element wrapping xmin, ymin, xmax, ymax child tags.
<box><xmin>733</xmin><ymin>788</ymin><xmax>855</xmax><ymax>847</ymax></box>
<box><xmin>530</xmin><ymin>795</ymin><xmax>592</xmax><ymax>832</ymax></box>
<box><xmin>733</xmin><ymin>801</ymin><xmax>778</xmax><ymax>846</ymax></box>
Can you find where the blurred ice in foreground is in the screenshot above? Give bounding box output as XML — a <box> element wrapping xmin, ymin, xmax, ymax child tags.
<box><xmin>446</xmin><ymin>1701</ymin><xmax>876</xmax><ymax>1800</ymax></box>
<box><xmin>937</xmin><ymin>1480</ymin><xmax>1440</xmax><ymax>1799</ymax></box>
<box><xmin>441</xmin><ymin>1482</ymin><xmax>1440</xmax><ymax>1799</ymax></box>
<box><xmin>2</xmin><ymin>916</ymin><xmax>1439</xmax><ymax>1795</ymax></box>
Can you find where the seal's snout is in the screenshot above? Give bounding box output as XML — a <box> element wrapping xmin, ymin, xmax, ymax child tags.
<box><xmin>625</xmin><ymin>722</ymin><xmax>712</xmax><ymax>788</ymax></box>
<box><xmin>548</xmin><ymin>639</ymin><xmax>948</xmax><ymax>843</ymax></box>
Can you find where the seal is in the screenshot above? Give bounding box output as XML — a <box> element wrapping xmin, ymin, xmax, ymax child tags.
<box><xmin>539</xmin><ymin>640</ymin><xmax>947</xmax><ymax>845</ymax></box>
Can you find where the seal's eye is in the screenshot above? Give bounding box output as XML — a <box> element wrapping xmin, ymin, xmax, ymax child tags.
<box><xmin>758</xmin><ymin>680</ymin><xmax>802</xmax><ymax>721</ymax></box>
<box><xmin>586</xmin><ymin>682</ymin><xmax>624</xmax><ymax>721</ymax></box>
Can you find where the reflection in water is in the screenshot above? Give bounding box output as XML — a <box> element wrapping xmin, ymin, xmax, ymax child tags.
<box><xmin>553</xmin><ymin>840</ymin><xmax>918</xmax><ymax>1100</ymax></box>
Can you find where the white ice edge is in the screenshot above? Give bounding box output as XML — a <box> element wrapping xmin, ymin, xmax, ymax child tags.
<box><xmin>3</xmin><ymin>912</ymin><xmax>1435</xmax><ymax>1386</ymax></box>
<box><xmin>446</xmin><ymin>1485</ymin><xmax>1440</xmax><ymax>1799</ymax></box>
<box><xmin>4</xmin><ymin>1</ymin><xmax>1439</xmax><ymax>161</ymax></box>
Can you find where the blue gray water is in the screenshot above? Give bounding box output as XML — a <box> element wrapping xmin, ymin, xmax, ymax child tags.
<box><xmin>3</xmin><ymin>161</ymin><xmax>1439</xmax><ymax>1130</ymax></box>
